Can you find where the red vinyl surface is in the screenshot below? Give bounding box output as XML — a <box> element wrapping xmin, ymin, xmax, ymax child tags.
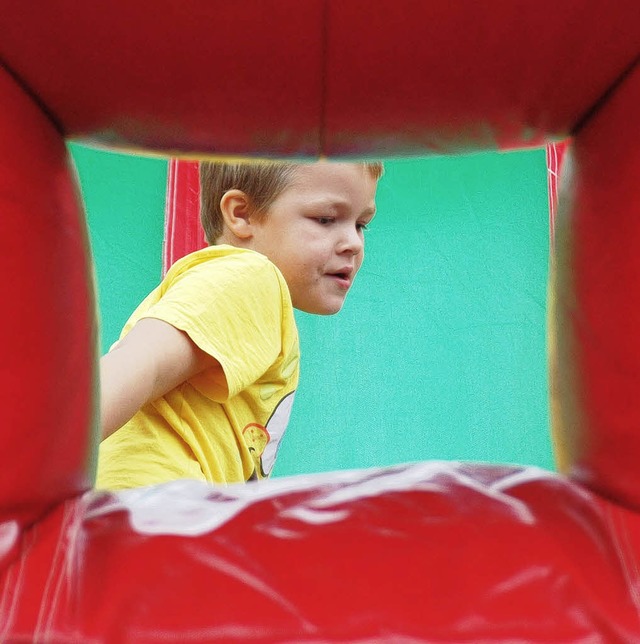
<box><xmin>554</xmin><ymin>65</ymin><xmax>640</xmax><ymax>510</ymax></box>
<box><xmin>0</xmin><ymin>69</ymin><xmax>95</xmax><ymax>531</ymax></box>
<box><xmin>4</xmin><ymin>464</ymin><xmax>640</xmax><ymax>641</ymax></box>
<box><xmin>1</xmin><ymin>1</ymin><xmax>639</xmax><ymax>640</ymax></box>
<box><xmin>1</xmin><ymin>2</ymin><xmax>638</xmax><ymax>156</ymax></box>
<box><xmin>0</xmin><ymin>1</ymin><xmax>325</xmax><ymax>157</ymax></box>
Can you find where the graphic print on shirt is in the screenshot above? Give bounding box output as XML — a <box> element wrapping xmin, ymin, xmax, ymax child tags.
<box><xmin>243</xmin><ymin>391</ymin><xmax>296</xmax><ymax>480</ymax></box>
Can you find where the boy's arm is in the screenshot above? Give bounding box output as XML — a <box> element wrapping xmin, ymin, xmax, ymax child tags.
<box><xmin>100</xmin><ymin>317</ymin><xmax>220</xmax><ymax>440</ymax></box>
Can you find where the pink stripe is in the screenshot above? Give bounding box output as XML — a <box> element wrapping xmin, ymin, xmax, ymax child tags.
<box><xmin>163</xmin><ymin>159</ymin><xmax>206</xmax><ymax>275</ymax></box>
<box><xmin>546</xmin><ymin>141</ymin><xmax>569</xmax><ymax>244</ymax></box>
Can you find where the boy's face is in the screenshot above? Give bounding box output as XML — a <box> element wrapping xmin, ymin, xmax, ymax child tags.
<box><xmin>249</xmin><ymin>162</ymin><xmax>378</xmax><ymax>315</ymax></box>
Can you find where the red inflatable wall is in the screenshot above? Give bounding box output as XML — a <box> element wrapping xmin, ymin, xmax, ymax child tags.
<box><xmin>0</xmin><ymin>2</ymin><xmax>639</xmax><ymax>640</ymax></box>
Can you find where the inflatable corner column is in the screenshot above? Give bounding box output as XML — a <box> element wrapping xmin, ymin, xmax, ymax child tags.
<box><xmin>0</xmin><ymin>67</ymin><xmax>97</xmax><ymax>534</ymax></box>
<box><xmin>553</xmin><ymin>61</ymin><xmax>640</xmax><ymax>509</ymax></box>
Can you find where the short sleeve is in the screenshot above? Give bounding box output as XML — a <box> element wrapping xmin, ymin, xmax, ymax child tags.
<box><xmin>142</xmin><ymin>253</ymin><xmax>285</xmax><ymax>402</ymax></box>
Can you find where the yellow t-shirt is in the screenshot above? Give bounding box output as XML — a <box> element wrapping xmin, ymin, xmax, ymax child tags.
<box><xmin>96</xmin><ymin>245</ymin><xmax>299</xmax><ymax>490</ymax></box>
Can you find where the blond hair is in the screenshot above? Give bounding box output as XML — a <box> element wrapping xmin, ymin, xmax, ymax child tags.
<box><xmin>200</xmin><ymin>160</ymin><xmax>383</xmax><ymax>244</ymax></box>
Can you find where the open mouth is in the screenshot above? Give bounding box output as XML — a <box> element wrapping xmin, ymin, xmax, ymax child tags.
<box><xmin>327</xmin><ymin>272</ymin><xmax>352</xmax><ymax>288</ymax></box>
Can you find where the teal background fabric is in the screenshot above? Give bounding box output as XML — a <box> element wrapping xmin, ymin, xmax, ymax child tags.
<box><xmin>71</xmin><ymin>144</ymin><xmax>168</xmax><ymax>353</ymax></box>
<box><xmin>72</xmin><ymin>144</ymin><xmax>552</xmax><ymax>476</ymax></box>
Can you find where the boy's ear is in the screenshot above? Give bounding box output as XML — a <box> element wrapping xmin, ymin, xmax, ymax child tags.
<box><xmin>219</xmin><ymin>189</ymin><xmax>255</xmax><ymax>240</ymax></box>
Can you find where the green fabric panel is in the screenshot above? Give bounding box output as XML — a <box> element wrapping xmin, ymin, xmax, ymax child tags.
<box><xmin>70</xmin><ymin>144</ymin><xmax>167</xmax><ymax>354</ymax></box>
<box><xmin>275</xmin><ymin>149</ymin><xmax>552</xmax><ymax>475</ymax></box>
<box><xmin>72</xmin><ymin>144</ymin><xmax>551</xmax><ymax>475</ymax></box>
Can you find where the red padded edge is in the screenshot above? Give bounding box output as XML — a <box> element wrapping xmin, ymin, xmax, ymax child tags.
<box><xmin>0</xmin><ymin>1</ymin><xmax>324</xmax><ymax>157</ymax></box>
<box><xmin>1</xmin><ymin>2</ymin><xmax>638</xmax><ymax>157</ymax></box>
<box><xmin>3</xmin><ymin>464</ymin><xmax>640</xmax><ymax>640</ymax></box>
<box><xmin>0</xmin><ymin>69</ymin><xmax>95</xmax><ymax>529</ymax></box>
<box><xmin>554</xmin><ymin>63</ymin><xmax>640</xmax><ymax>508</ymax></box>
<box><xmin>321</xmin><ymin>1</ymin><xmax>638</xmax><ymax>155</ymax></box>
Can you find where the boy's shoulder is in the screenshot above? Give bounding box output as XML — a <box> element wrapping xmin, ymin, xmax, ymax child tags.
<box><xmin>168</xmin><ymin>245</ymin><xmax>273</xmax><ymax>278</ymax></box>
<box><xmin>120</xmin><ymin>245</ymin><xmax>291</xmax><ymax>340</ymax></box>
<box><xmin>164</xmin><ymin>245</ymin><xmax>288</xmax><ymax>296</ymax></box>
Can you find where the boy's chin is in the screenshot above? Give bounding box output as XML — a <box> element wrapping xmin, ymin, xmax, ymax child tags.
<box><xmin>294</xmin><ymin>298</ymin><xmax>345</xmax><ymax>316</ymax></box>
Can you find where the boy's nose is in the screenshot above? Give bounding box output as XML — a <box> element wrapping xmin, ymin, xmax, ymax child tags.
<box><xmin>338</xmin><ymin>226</ymin><xmax>364</xmax><ymax>255</ymax></box>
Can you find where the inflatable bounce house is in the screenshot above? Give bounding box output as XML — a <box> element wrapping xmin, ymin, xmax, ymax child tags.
<box><xmin>1</xmin><ymin>2</ymin><xmax>639</xmax><ymax>640</ymax></box>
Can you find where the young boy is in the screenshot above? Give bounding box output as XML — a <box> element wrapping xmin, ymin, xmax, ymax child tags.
<box><xmin>96</xmin><ymin>159</ymin><xmax>382</xmax><ymax>490</ymax></box>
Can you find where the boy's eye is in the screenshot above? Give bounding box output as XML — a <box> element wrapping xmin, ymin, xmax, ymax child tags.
<box><xmin>356</xmin><ymin>222</ymin><xmax>369</xmax><ymax>232</ymax></box>
<box><xmin>315</xmin><ymin>217</ymin><xmax>334</xmax><ymax>225</ymax></box>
